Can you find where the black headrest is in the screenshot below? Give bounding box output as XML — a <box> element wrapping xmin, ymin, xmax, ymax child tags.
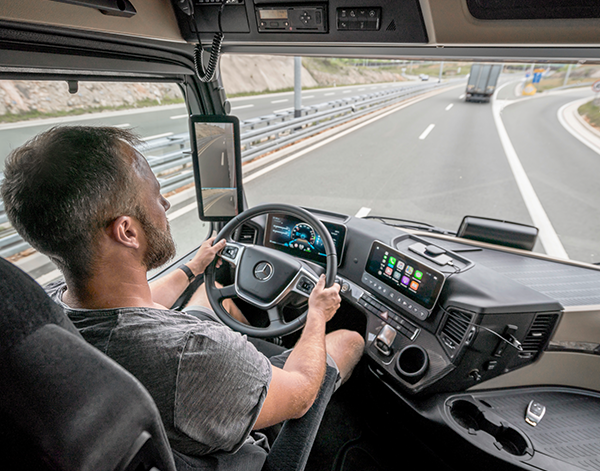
<box><xmin>0</xmin><ymin>257</ymin><xmax>81</xmax><ymax>355</ymax></box>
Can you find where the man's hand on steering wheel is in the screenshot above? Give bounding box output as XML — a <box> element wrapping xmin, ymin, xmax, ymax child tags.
<box><xmin>308</xmin><ymin>275</ymin><xmax>341</xmax><ymax>324</ymax></box>
<box><xmin>187</xmin><ymin>236</ymin><xmax>226</xmax><ymax>277</ymax></box>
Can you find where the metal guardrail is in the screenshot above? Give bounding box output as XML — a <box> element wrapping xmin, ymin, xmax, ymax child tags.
<box><xmin>0</xmin><ymin>81</ymin><xmax>446</xmax><ymax>258</ymax></box>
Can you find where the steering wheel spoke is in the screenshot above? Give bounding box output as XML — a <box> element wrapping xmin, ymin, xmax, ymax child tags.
<box><xmin>215</xmin><ymin>283</ymin><xmax>237</xmax><ymax>302</ymax></box>
<box><xmin>266</xmin><ymin>307</ymin><xmax>286</xmax><ymax>329</ymax></box>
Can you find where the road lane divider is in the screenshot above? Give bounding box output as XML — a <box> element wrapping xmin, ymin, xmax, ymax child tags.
<box><xmin>231</xmin><ymin>104</ymin><xmax>254</xmax><ymax>110</ymax></box>
<box><xmin>445</xmin><ymin>104</ymin><xmax>453</xmax><ymax>111</ymax></box>
<box><xmin>271</xmin><ymin>99</ymin><xmax>288</xmax><ymax>104</ymax></box>
<box><xmin>492</xmin><ymin>90</ymin><xmax>569</xmax><ymax>259</ymax></box>
<box><xmin>419</xmin><ymin>124</ymin><xmax>435</xmax><ymax>140</ymax></box>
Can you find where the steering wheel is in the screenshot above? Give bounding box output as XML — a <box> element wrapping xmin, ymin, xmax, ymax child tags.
<box><xmin>204</xmin><ymin>203</ymin><xmax>337</xmax><ymax>338</ymax></box>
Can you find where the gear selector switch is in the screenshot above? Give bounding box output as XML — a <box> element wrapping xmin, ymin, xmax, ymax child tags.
<box><xmin>375</xmin><ymin>324</ymin><xmax>396</xmax><ymax>356</ymax></box>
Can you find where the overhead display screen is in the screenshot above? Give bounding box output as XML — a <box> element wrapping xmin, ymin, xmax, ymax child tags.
<box><xmin>365</xmin><ymin>241</ymin><xmax>444</xmax><ymax>310</ymax></box>
<box><xmin>264</xmin><ymin>214</ymin><xmax>346</xmax><ymax>265</ymax></box>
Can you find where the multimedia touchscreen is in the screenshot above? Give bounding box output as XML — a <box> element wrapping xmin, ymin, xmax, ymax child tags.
<box><xmin>264</xmin><ymin>214</ymin><xmax>346</xmax><ymax>265</ymax></box>
<box><xmin>365</xmin><ymin>241</ymin><xmax>444</xmax><ymax>310</ymax></box>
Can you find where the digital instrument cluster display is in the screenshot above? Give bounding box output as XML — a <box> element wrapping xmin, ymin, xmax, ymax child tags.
<box><xmin>365</xmin><ymin>241</ymin><xmax>445</xmax><ymax>310</ymax></box>
<box><xmin>265</xmin><ymin>214</ymin><xmax>346</xmax><ymax>265</ymax></box>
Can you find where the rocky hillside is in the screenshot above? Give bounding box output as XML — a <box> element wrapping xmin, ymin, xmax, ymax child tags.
<box><xmin>0</xmin><ymin>55</ymin><xmax>406</xmax><ymax>122</ymax></box>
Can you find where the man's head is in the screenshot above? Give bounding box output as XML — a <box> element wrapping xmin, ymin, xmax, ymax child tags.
<box><xmin>1</xmin><ymin>126</ymin><xmax>175</xmax><ymax>287</ymax></box>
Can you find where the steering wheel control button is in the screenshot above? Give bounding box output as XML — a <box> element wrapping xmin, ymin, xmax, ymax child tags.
<box><xmin>253</xmin><ymin>262</ymin><xmax>274</xmax><ymax>281</ymax></box>
<box><xmin>222</xmin><ymin>246</ymin><xmax>239</xmax><ymax>259</ymax></box>
<box><xmin>296</xmin><ymin>277</ymin><xmax>315</xmax><ymax>294</ymax></box>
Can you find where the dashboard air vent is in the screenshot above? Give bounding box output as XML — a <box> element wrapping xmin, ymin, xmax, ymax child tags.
<box><xmin>520</xmin><ymin>313</ymin><xmax>559</xmax><ymax>358</ymax></box>
<box><xmin>440</xmin><ymin>309</ymin><xmax>473</xmax><ymax>359</ymax></box>
<box><xmin>236</xmin><ymin>224</ymin><xmax>257</xmax><ymax>244</ymax></box>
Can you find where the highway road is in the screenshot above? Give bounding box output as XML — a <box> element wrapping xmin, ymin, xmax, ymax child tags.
<box><xmin>8</xmin><ymin>75</ymin><xmax>600</xmax><ymax>282</ymax></box>
<box><xmin>0</xmin><ymin>80</ymin><xmax>417</xmax><ymax>169</ymax></box>
<box><xmin>242</xmin><ymin>80</ymin><xmax>599</xmax><ymax>264</ymax></box>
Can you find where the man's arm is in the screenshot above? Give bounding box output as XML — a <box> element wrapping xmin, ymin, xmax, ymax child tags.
<box><xmin>253</xmin><ymin>275</ymin><xmax>340</xmax><ymax>430</ymax></box>
<box><xmin>150</xmin><ymin>236</ymin><xmax>226</xmax><ymax>309</ymax></box>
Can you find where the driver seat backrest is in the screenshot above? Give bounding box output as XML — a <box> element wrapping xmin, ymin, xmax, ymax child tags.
<box><xmin>0</xmin><ymin>257</ymin><xmax>177</xmax><ymax>471</ymax></box>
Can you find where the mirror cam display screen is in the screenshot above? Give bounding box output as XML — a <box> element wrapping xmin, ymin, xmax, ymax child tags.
<box><xmin>193</xmin><ymin>119</ymin><xmax>240</xmax><ymax>219</ymax></box>
<box><xmin>264</xmin><ymin>214</ymin><xmax>346</xmax><ymax>265</ymax></box>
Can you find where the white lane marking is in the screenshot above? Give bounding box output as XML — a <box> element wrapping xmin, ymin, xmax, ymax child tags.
<box><xmin>302</xmin><ymin>95</ymin><xmax>315</xmax><ymax>99</ymax></box>
<box><xmin>232</xmin><ymin>104</ymin><xmax>254</xmax><ymax>110</ymax></box>
<box><xmin>243</xmin><ymin>87</ymin><xmax>459</xmax><ymax>185</ymax></box>
<box><xmin>355</xmin><ymin>207</ymin><xmax>372</xmax><ymax>218</ymax></box>
<box><xmin>557</xmin><ymin>101</ymin><xmax>600</xmax><ymax>155</ymax></box>
<box><xmin>114</xmin><ymin>123</ymin><xmax>130</xmax><ymax>128</ymax></box>
<box><xmin>143</xmin><ymin>132</ymin><xmax>173</xmax><ymax>141</ymax></box>
<box><xmin>271</xmin><ymin>99</ymin><xmax>288</xmax><ymax>104</ymax></box>
<box><xmin>168</xmin><ymin>202</ymin><xmax>198</xmax><ymax>221</ymax></box>
<box><xmin>492</xmin><ymin>95</ymin><xmax>569</xmax><ymax>259</ymax></box>
<box><xmin>459</xmin><ymin>94</ymin><xmax>465</xmax><ymax>99</ymax></box>
<box><xmin>343</xmin><ymin>90</ymin><xmax>351</xmax><ymax>94</ymax></box>
<box><xmin>445</xmin><ymin>104</ymin><xmax>454</xmax><ymax>111</ymax></box>
<box><xmin>324</xmin><ymin>92</ymin><xmax>335</xmax><ymax>96</ymax></box>
<box><xmin>358</xmin><ymin>88</ymin><xmax>366</xmax><ymax>91</ymax></box>
<box><xmin>170</xmin><ymin>114</ymin><xmax>188</xmax><ymax>120</ymax></box>
<box><xmin>419</xmin><ymin>124</ymin><xmax>435</xmax><ymax>140</ymax></box>
<box><xmin>274</xmin><ymin>107</ymin><xmax>293</xmax><ymax>113</ymax></box>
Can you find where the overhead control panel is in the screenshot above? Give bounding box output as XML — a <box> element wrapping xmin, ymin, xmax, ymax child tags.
<box><xmin>175</xmin><ymin>0</ymin><xmax>428</xmax><ymax>44</ymax></box>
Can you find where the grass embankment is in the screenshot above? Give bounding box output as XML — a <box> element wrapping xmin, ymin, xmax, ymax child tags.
<box><xmin>578</xmin><ymin>100</ymin><xmax>600</xmax><ymax>130</ymax></box>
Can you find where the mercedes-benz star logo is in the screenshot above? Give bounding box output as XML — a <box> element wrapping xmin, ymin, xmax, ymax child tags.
<box><xmin>253</xmin><ymin>262</ymin><xmax>274</xmax><ymax>281</ymax></box>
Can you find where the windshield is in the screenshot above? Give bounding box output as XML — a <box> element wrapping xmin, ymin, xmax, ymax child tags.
<box><xmin>219</xmin><ymin>56</ymin><xmax>600</xmax><ymax>265</ymax></box>
<box><xmin>1</xmin><ymin>58</ymin><xmax>599</xmax><ymax>284</ymax></box>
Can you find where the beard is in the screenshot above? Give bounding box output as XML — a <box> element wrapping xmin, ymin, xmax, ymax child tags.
<box><xmin>135</xmin><ymin>206</ymin><xmax>176</xmax><ymax>270</ymax></box>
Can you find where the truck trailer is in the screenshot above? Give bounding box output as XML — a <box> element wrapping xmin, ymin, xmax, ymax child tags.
<box><xmin>465</xmin><ymin>63</ymin><xmax>502</xmax><ymax>102</ymax></box>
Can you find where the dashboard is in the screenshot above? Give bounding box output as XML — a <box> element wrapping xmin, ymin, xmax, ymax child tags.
<box><xmin>238</xmin><ymin>208</ymin><xmax>597</xmax><ymax>397</ymax></box>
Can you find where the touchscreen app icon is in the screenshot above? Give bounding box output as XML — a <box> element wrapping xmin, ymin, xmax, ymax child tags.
<box><xmin>396</xmin><ymin>261</ymin><xmax>405</xmax><ymax>271</ymax></box>
<box><xmin>393</xmin><ymin>271</ymin><xmax>401</xmax><ymax>281</ymax></box>
<box><xmin>410</xmin><ymin>280</ymin><xmax>420</xmax><ymax>291</ymax></box>
<box><xmin>388</xmin><ymin>256</ymin><xmax>396</xmax><ymax>267</ymax></box>
<box><xmin>415</xmin><ymin>270</ymin><xmax>423</xmax><ymax>280</ymax></box>
<box><xmin>384</xmin><ymin>266</ymin><xmax>393</xmax><ymax>276</ymax></box>
<box><xmin>405</xmin><ymin>266</ymin><xmax>414</xmax><ymax>276</ymax></box>
<box><xmin>401</xmin><ymin>275</ymin><xmax>410</xmax><ymax>286</ymax></box>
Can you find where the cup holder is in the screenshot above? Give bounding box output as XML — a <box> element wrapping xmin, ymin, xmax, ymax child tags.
<box><xmin>395</xmin><ymin>345</ymin><xmax>428</xmax><ymax>383</ymax></box>
<box><xmin>449</xmin><ymin>399</ymin><xmax>532</xmax><ymax>458</ymax></box>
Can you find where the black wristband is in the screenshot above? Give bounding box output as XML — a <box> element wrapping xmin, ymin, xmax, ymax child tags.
<box><xmin>179</xmin><ymin>264</ymin><xmax>196</xmax><ymax>282</ymax></box>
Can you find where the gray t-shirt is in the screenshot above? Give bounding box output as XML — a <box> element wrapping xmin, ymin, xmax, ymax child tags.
<box><xmin>46</xmin><ymin>281</ymin><xmax>272</xmax><ymax>457</ymax></box>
